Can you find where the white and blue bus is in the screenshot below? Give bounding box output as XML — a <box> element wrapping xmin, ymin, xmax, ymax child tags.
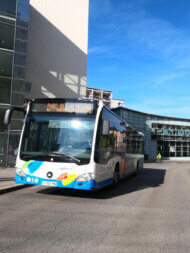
<box><xmin>4</xmin><ymin>98</ymin><xmax>144</xmax><ymax>190</ymax></box>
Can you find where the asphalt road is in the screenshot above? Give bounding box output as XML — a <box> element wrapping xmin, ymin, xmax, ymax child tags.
<box><xmin>0</xmin><ymin>162</ymin><xmax>190</xmax><ymax>253</ymax></box>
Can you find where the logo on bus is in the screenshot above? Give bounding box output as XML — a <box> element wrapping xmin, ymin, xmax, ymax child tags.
<box><xmin>47</xmin><ymin>172</ymin><xmax>53</xmax><ymax>178</ymax></box>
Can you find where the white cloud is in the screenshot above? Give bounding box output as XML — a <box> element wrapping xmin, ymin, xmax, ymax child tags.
<box><xmin>88</xmin><ymin>0</ymin><xmax>190</xmax><ymax>118</ymax></box>
<box><xmin>90</xmin><ymin>0</ymin><xmax>112</xmax><ymax>19</ymax></box>
<box><xmin>127</xmin><ymin>94</ymin><xmax>190</xmax><ymax>118</ymax></box>
<box><xmin>99</xmin><ymin>64</ymin><xmax>118</xmax><ymax>74</ymax></box>
<box><xmin>125</xmin><ymin>16</ymin><xmax>190</xmax><ymax>67</ymax></box>
<box><xmin>154</xmin><ymin>72</ymin><xmax>185</xmax><ymax>85</ymax></box>
<box><xmin>91</xmin><ymin>0</ymin><xmax>190</xmax><ymax>69</ymax></box>
<box><xmin>88</xmin><ymin>45</ymin><xmax>120</xmax><ymax>59</ymax></box>
<box><xmin>88</xmin><ymin>46</ymin><xmax>110</xmax><ymax>55</ymax></box>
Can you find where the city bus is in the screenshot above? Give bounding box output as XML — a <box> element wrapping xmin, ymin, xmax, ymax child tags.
<box><xmin>4</xmin><ymin>98</ymin><xmax>144</xmax><ymax>190</ymax></box>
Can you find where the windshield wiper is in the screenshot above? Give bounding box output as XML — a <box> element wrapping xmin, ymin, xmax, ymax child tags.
<box><xmin>22</xmin><ymin>152</ymin><xmax>80</xmax><ymax>163</ymax></box>
<box><xmin>50</xmin><ymin>151</ymin><xmax>80</xmax><ymax>163</ymax></box>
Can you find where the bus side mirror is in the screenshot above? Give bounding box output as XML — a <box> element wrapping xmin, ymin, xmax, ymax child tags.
<box><xmin>4</xmin><ymin>109</ymin><xmax>13</xmax><ymax>125</ymax></box>
<box><xmin>102</xmin><ymin>120</ymin><xmax>110</xmax><ymax>135</ymax></box>
<box><xmin>4</xmin><ymin>106</ymin><xmax>26</xmax><ymax>125</ymax></box>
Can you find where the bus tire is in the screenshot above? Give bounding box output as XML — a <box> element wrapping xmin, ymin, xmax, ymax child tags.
<box><xmin>135</xmin><ymin>161</ymin><xmax>140</xmax><ymax>176</ymax></box>
<box><xmin>113</xmin><ymin>164</ymin><xmax>120</xmax><ymax>185</ymax></box>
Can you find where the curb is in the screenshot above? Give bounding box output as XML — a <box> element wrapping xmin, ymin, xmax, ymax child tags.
<box><xmin>0</xmin><ymin>184</ymin><xmax>32</xmax><ymax>195</ymax></box>
<box><xmin>0</xmin><ymin>178</ymin><xmax>15</xmax><ymax>182</ymax></box>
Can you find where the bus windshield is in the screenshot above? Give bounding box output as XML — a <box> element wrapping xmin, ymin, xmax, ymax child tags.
<box><xmin>20</xmin><ymin>113</ymin><xmax>95</xmax><ymax>163</ymax></box>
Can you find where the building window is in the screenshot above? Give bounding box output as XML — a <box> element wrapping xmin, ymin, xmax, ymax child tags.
<box><xmin>25</xmin><ymin>82</ymin><xmax>31</xmax><ymax>92</ymax></box>
<box><xmin>16</xmin><ymin>17</ymin><xmax>29</xmax><ymax>28</ymax></box>
<box><xmin>8</xmin><ymin>133</ymin><xmax>21</xmax><ymax>166</ymax></box>
<box><xmin>0</xmin><ymin>133</ymin><xmax>7</xmax><ymax>155</ymax></box>
<box><xmin>18</xmin><ymin>0</ymin><xmax>29</xmax><ymax>4</ymax></box>
<box><xmin>0</xmin><ymin>133</ymin><xmax>8</xmax><ymax>165</ymax></box>
<box><xmin>0</xmin><ymin>49</ymin><xmax>13</xmax><ymax>77</ymax></box>
<box><xmin>13</xmin><ymin>65</ymin><xmax>25</xmax><ymax>79</ymax></box>
<box><xmin>0</xmin><ymin>107</ymin><xmax>9</xmax><ymax>131</ymax></box>
<box><xmin>17</xmin><ymin>2</ymin><xmax>29</xmax><ymax>28</ymax></box>
<box><xmin>12</xmin><ymin>110</ymin><xmax>24</xmax><ymax>120</ymax></box>
<box><xmin>10</xmin><ymin>119</ymin><xmax>23</xmax><ymax>130</ymax></box>
<box><xmin>11</xmin><ymin>92</ymin><xmax>24</xmax><ymax>106</ymax></box>
<box><xmin>10</xmin><ymin>110</ymin><xmax>24</xmax><ymax>130</ymax></box>
<box><xmin>0</xmin><ymin>77</ymin><xmax>11</xmax><ymax>104</ymax></box>
<box><xmin>0</xmin><ymin>0</ymin><xmax>17</xmax><ymax>17</ymax></box>
<box><xmin>15</xmin><ymin>39</ymin><xmax>27</xmax><ymax>53</ymax></box>
<box><xmin>16</xmin><ymin>27</ymin><xmax>28</xmax><ymax>41</ymax></box>
<box><xmin>14</xmin><ymin>53</ymin><xmax>26</xmax><ymax>66</ymax></box>
<box><xmin>0</xmin><ymin>21</ymin><xmax>15</xmax><ymax>50</ymax></box>
<box><xmin>12</xmin><ymin>79</ymin><xmax>25</xmax><ymax>93</ymax></box>
<box><xmin>17</xmin><ymin>3</ymin><xmax>29</xmax><ymax>20</ymax></box>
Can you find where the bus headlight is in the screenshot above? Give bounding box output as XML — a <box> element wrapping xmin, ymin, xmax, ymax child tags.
<box><xmin>16</xmin><ymin>167</ymin><xmax>26</xmax><ymax>177</ymax></box>
<box><xmin>76</xmin><ymin>173</ymin><xmax>95</xmax><ymax>182</ymax></box>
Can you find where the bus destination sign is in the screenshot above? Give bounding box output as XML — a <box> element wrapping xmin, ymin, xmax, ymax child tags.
<box><xmin>32</xmin><ymin>101</ymin><xmax>95</xmax><ymax>114</ymax></box>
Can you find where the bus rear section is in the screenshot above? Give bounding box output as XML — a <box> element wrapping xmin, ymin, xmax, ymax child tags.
<box><xmin>92</xmin><ymin>106</ymin><xmax>144</xmax><ymax>186</ymax></box>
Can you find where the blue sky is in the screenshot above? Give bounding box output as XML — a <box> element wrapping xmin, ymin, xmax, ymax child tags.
<box><xmin>87</xmin><ymin>0</ymin><xmax>190</xmax><ymax>118</ymax></box>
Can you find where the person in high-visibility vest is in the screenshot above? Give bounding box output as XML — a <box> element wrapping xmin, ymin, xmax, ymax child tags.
<box><xmin>157</xmin><ymin>153</ymin><xmax>162</xmax><ymax>162</ymax></box>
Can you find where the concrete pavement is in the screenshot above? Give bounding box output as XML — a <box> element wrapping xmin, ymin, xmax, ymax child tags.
<box><xmin>0</xmin><ymin>160</ymin><xmax>186</xmax><ymax>194</ymax></box>
<box><xmin>0</xmin><ymin>162</ymin><xmax>190</xmax><ymax>252</ymax></box>
<box><xmin>0</xmin><ymin>167</ymin><xmax>25</xmax><ymax>194</ymax></box>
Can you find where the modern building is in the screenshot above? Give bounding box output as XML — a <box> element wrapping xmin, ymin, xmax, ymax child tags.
<box><xmin>25</xmin><ymin>0</ymin><xmax>89</xmax><ymax>100</ymax></box>
<box><xmin>111</xmin><ymin>98</ymin><xmax>125</xmax><ymax>109</ymax></box>
<box><xmin>86</xmin><ymin>86</ymin><xmax>125</xmax><ymax>108</ymax></box>
<box><xmin>0</xmin><ymin>0</ymin><xmax>89</xmax><ymax>167</ymax></box>
<box><xmin>113</xmin><ymin>107</ymin><xmax>190</xmax><ymax>161</ymax></box>
<box><xmin>0</xmin><ymin>0</ymin><xmax>30</xmax><ymax>166</ymax></box>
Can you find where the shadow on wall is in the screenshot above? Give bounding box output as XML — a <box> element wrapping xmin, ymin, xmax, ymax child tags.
<box><xmin>37</xmin><ymin>167</ymin><xmax>166</xmax><ymax>199</ymax></box>
<box><xmin>26</xmin><ymin>6</ymin><xmax>87</xmax><ymax>99</ymax></box>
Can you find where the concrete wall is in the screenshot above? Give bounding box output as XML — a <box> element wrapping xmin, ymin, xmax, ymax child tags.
<box><xmin>26</xmin><ymin>0</ymin><xmax>89</xmax><ymax>99</ymax></box>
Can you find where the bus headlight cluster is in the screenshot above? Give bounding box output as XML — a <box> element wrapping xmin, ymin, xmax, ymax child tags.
<box><xmin>16</xmin><ymin>167</ymin><xmax>26</xmax><ymax>177</ymax></box>
<box><xmin>76</xmin><ymin>173</ymin><xmax>95</xmax><ymax>182</ymax></box>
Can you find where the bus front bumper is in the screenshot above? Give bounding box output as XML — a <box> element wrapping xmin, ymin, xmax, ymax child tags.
<box><xmin>15</xmin><ymin>174</ymin><xmax>99</xmax><ymax>191</ymax></box>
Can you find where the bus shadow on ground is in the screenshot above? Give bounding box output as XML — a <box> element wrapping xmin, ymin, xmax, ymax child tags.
<box><xmin>37</xmin><ymin>167</ymin><xmax>166</xmax><ymax>199</ymax></box>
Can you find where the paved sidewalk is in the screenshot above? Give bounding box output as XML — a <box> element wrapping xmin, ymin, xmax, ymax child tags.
<box><xmin>0</xmin><ymin>167</ymin><xmax>24</xmax><ymax>194</ymax></box>
<box><xmin>0</xmin><ymin>167</ymin><xmax>15</xmax><ymax>179</ymax></box>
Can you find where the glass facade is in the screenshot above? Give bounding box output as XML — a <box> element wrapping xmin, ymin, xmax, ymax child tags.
<box><xmin>0</xmin><ymin>20</ymin><xmax>15</xmax><ymax>50</ymax></box>
<box><xmin>152</xmin><ymin>123</ymin><xmax>190</xmax><ymax>158</ymax></box>
<box><xmin>0</xmin><ymin>0</ymin><xmax>29</xmax><ymax>167</ymax></box>
<box><xmin>0</xmin><ymin>0</ymin><xmax>17</xmax><ymax>17</ymax></box>
<box><xmin>0</xmin><ymin>78</ymin><xmax>11</xmax><ymax>104</ymax></box>
<box><xmin>113</xmin><ymin>107</ymin><xmax>190</xmax><ymax>161</ymax></box>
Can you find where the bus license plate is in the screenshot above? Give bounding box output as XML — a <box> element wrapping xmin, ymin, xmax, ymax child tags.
<box><xmin>42</xmin><ymin>181</ymin><xmax>57</xmax><ymax>187</ymax></box>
